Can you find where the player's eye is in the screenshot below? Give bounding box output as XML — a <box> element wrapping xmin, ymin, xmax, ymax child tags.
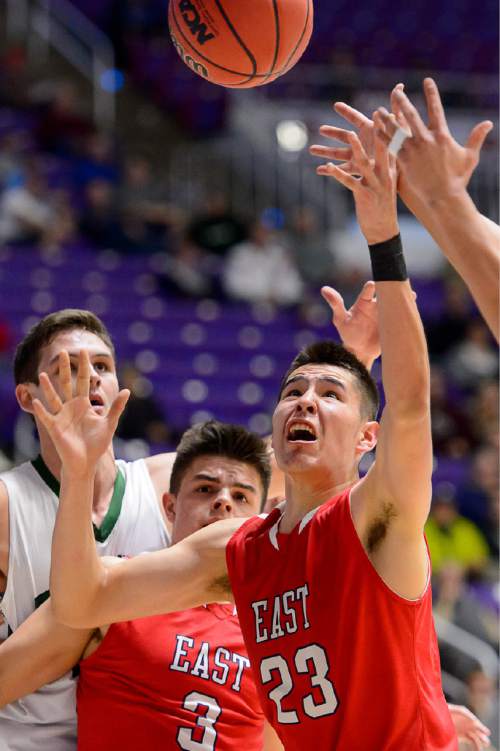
<box><xmin>196</xmin><ymin>485</ymin><xmax>213</xmax><ymax>493</ymax></box>
<box><xmin>233</xmin><ymin>492</ymin><xmax>247</xmax><ymax>503</ymax></box>
<box><xmin>324</xmin><ymin>390</ymin><xmax>339</xmax><ymax>399</ymax></box>
<box><xmin>94</xmin><ymin>362</ymin><xmax>109</xmax><ymax>372</ymax></box>
<box><xmin>285</xmin><ymin>387</ymin><xmax>302</xmax><ymax>398</ymax></box>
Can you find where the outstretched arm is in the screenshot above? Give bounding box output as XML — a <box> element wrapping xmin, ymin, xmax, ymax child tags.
<box><xmin>0</xmin><ymin>601</ymin><xmax>91</xmax><ymax>706</ymax></box>
<box><xmin>40</xmin><ymin>350</ymin><xmax>232</xmax><ymax>628</ymax></box>
<box><xmin>311</xmin><ymin>79</ymin><xmax>499</xmax><ymax>341</ymax></box>
<box><xmin>318</xmin><ymin>127</ymin><xmax>432</xmax><ymax>598</ymax></box>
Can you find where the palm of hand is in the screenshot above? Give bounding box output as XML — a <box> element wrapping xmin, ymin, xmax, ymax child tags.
<box><xmin>46</xmin><ymin>398</ymin><xmax>114</xmax><ymax>473</ymax></box>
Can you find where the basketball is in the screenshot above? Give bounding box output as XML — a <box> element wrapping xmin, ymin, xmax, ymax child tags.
<box><xmin>168</xmin><ymin>0</ymin><xmax>313</xmax><ymax>88</ymax></box>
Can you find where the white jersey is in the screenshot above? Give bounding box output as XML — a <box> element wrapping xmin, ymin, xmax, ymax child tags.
<box><xmin>0</xmin><ymin>456</ymin><xmax>170</xmax><ymax>751</ymax></box>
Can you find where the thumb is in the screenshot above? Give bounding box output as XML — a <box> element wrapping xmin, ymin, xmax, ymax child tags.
<box><xmin>357</xmin><ymin>280</ymin><xmax>376</xmax><ymax>303</ymax></box>
<box><xmin>321</xmin><ymin>286</ymin><xmax>347</xmax><ymax>321</ymax></box>
<box><xmin>466</xmin><ymin>120</ymin><xmax>493</xmax><ymax>156</ymax></box>
<box><xmin>107</xmin><ymin>389</ymin><xmax>130</xmax><ymax>432</ymax></box>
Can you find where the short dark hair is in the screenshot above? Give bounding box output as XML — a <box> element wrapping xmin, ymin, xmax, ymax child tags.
<box><xmin>170</xmin><ymin>420</ymin><xmax>271</xmax><ymax>504</ymax></box>
<box><xmin>279</xmin><ymin>340</ymin><xmax>379</xmax><ymax>420</ymax></box>
<box><xmin>14</xmin><ymin>309</ymin><xmax>115</xmax><ymax>385</ymax></box>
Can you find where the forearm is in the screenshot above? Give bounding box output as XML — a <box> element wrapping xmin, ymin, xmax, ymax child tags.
<box><xmin>377</xmin><ymin>278</ymin><xmax>430</xmax><ymax>416</ymax></box>
<box><xmin>50</xmin><ymin>471</ymin><xmax>106</xmax><ymax>625</ymax></box>
<box><xmin>401</xmin><ymin>187</ymin><xmax>500</xmax><ymax>341</ymax></box>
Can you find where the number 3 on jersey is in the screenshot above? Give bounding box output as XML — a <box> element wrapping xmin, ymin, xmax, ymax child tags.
<box><xmin>260</xmin><ymin>644</ymin><xmax>338</xmax><ymax>724</ymax></box>
<box><xmin>177</xmin><ymin>691</ymin><xmax>221</xmax><ymax>750</ymax></box>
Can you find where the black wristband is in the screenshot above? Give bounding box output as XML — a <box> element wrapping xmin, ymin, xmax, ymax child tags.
<box><xmin>368</xmin><ymin>234</ymin><xmax>408</xmax><ymax>282</ymax></box>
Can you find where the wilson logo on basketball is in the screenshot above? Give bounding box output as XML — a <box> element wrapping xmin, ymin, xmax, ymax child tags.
<box><xmin>178</xmin><ymin>0</ymin><xmax>215</xmax><ymax>46</ymax></box>
<box><xmin>170</xmin><ymin>32</ymin><xmax>209</xmax><ymax>79</ymax></box>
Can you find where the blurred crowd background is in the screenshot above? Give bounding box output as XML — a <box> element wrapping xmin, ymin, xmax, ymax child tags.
<box><xmin>0</xmin><ymin>0</ymin><xmax>498</xmax><ymax>744</ymax></box>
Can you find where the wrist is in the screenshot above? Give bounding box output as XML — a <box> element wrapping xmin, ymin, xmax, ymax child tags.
<box><xmin>368</xmin><ymin>234</ymin><xmax>408</xmax><ymax>282</ymax></box>
<box><xmin>60</xmin><ymin>466</ymin><xmax>96</xmax><ymax>486</ymax></box>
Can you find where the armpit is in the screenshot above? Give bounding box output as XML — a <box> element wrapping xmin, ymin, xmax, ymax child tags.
<box><xmin>366</xmin><ymin>501</ymin><xmax>397</xmax><ymax>553</ymax></box>
<box><xmin>208</xmin><ymin>573</ymin><xmax>232</xmax><ymax>599</ymax></box>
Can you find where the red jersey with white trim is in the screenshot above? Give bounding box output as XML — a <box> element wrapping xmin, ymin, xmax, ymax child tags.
<box><xmin>77</xmin><ymin>604</ymin><xmax>264</xmax><ymax>751</ymax></box>
<box><xmin>226</xmin><ymin>487</ymin><xmax>457</xmax><ymax>751</ymax></box>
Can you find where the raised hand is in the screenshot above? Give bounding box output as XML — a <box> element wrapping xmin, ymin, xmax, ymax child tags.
<box><xmin>376</xmin><ymin>78</ymin><xmax>493</xmax><ymax>204</ymax></box>
<box><xmin>321</xmin><ymin>281</ymin><xmax>380</xmax><ymax>369</ymax></box>
<box><xmin>316</xmin><ymin>122</ymin><xmax>399</xmax><ymax>245</ymax></box>
<box><xmin>448</xmin><ymin>704</ymin><xmax>491</xmax><ymax>751</ymax></box>
<box><xmin>32</xmin><ymin>350</ymin><xmax>129</xmax><ymax>477</ymax></box>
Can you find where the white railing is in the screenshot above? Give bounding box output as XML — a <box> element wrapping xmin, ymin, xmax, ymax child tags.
<box><xmin>4</xmin><ymin>0</ymin><xmax>115</xmax><ymax>128</ymax></box>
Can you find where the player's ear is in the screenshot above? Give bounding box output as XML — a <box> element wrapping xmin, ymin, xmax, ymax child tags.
<box><xmin>15</xmin><ymin>383</ymin><xmax>36</xmax><ymax>414</ymax></box>
<box><xmin>163</xmin><ymin>492</ymin><xmax>177</xmax><ymax>523</ymax></box>
<box><xmin>356</xmin><ymin>420</ymin><xmax>379</xmax><ymax>456</ymax></box>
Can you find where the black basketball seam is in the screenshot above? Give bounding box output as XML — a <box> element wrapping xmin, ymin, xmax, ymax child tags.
<box><xmin>213</xmin><ymin>0</ymin><xmax>257</xmax><ymax>83</ymax></box>
<box><xmin>170</xmin><ymin>1</ymin><xmax>273</xmax><ymax>80</ymax></box>
<box><xmin>262</xmin><ymin>0</ymin><xmax>281</xmax><ymax>83</ymax></box>
<box><xmin>281</xmin><ymin>0</ymin><xmax>312</xmax><ymax>75</ymax></box>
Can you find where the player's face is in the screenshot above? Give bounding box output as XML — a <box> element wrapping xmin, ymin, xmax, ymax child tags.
<box><xmin>33</xmin><ymin>329</ymin><xmax>119</xmax><ymax>416</ymax></box>
<box><xmin>272</xmin><ymin>363</ymin><xmax>372</xmax><ymax>475</ymax></box>
<box><xmin>167</xmin><ymin>456</ymin><xmax>263</xmax><ymax>544</ymax></box>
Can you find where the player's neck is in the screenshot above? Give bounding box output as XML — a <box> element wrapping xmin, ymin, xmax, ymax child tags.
<box><xmin>280</xmin><ymin>471</ymin><xmax>357</xmax><ymax>533</ymax></box>
<box><xmin>38</xmin><ymin>433</ymin><xmax>117</xmax><ymax>510</ymax></box>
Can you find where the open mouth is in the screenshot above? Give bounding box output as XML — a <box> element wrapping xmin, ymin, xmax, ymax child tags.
<box><xmin>287</xmin><ymin>422</ymin><xmax>317</xmax><ymax>442</ymax></box>
<box><xmin>89</xmin><ymin>395</ymin><xmax>104</xmax><ymax>409</ymax></box>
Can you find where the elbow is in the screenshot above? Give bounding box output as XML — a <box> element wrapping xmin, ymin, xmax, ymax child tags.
<box><xmin>51</xmin><ymin>596</ymin><xmax>89</xmax><ymax>629</ymax></box>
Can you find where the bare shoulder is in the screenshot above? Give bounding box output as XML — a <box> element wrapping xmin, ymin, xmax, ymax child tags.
<box><xmin>0</xmin><ymin>480</ymin><xmax>9</xmax><ymax>583</ymax></box>
<box><xmin>144</xmin><ymin>451</ymin><xmax>177</xmax><ymax>495</ymax></box>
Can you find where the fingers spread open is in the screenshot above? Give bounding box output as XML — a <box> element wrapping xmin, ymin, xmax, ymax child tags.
<box><xmin>373</xmin><ymin>114</ymin><xmax>391</xmax><ymax>179</ymax></box>
<box><xmin>465</xmin><ymin>120</ymin><xmax>494</xmax><ymax>156</ymax></box>
<box><xmin>348</xmin><ymin>132</ymin><xmax>377</xmax><ymax>188</ymax></box>
<box><xmin>319</xmin><ymin>125</ymin><xmax>356</xmax><ymax>144</ymax></box>
<box><xmin>58</xmin><ymin>351</ymin><xmax>73</xmax><ymax>402</ymax></box>
<box><xmin>32</xmin><ymin>397</ymin><xmax>54</xmax><ymax>430</ymax></box>
<box><xmin>107</xmin><ymin>389</ymin><xmax>130</xmax><ymax>432</ymax></box>
<box><xmin>334</xmin><ymin>102</ymin><xmax>372</xmax><ymax>129</ymax></box>
<box><xmin>392</xmin><ymin>89</ymin><xmax>427</xmax><ymax>139</ymax></box>
<box><xmin>321</xmin><ymin>286</ymin><xmax>347</xmax><ymax>320</ymax></box>
<box><xmin>76</xmin><ymin>350</ymin><xmax>90</xmax><ymax>399</ymax></box>
<box><xmin>423</xmin><ymin>77</ymin><xmax>449</xmax><ymax>134</ymax></box>
<box><xmin>310</xmin><ymin>144</ymin><xmax>352</xmax><ymax>161</ymax></box>
<box><xmin>317</xmin><ymin>162</ymin><xmax>360</xmax><ymax>191</ymax></box>
<box><xmin>39</xmin><ymin>372</ymin><xmax>63</xmax><ymax>414</ymax></box>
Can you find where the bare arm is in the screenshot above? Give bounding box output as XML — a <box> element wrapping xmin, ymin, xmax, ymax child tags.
<box><xmin>263</xmin><ymin>720</ymin><xmax>284</xmax><ymax>750</ymax></box>
<box><xmin>318</xmin><ymin>128</ymin><xmax>432</xmax><ymax>596</ymax></box>
<box><xmin>311</xmin><ymin>80</ymin><xmax>499</xmax><ymax>341</ymax></box>
<box><xmin>0</xmin><ymin>600</ymin><xmax>91</xmax><ymax>707</ymax></box>
<box><xmin>52</xmin><ymin>475</ymin><xmax>237</xmax><ymax>628</ymax></box>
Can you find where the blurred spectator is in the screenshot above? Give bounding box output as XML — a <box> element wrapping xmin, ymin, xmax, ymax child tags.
<box><xmin>187</xmin><ymin>192</ymin><xmax>247</xmax><ymax>257</ymax></box>
<box><xmin>0</xmin><ymin>133</ymin><xmax>25</xmax><ymax>188</ymax></box>
<box><xmin>116</xmin><ymin>364</ymin><xmax>171</xmax><ymax>445</ymax></box>
<box><xmin>286</xmin><ymin>206</ymin><xmax>336</xmax><ymax>287</ymax></box>
<box><xmin>79</xmin><ymin>179</ymin><xmax>126</xmax><ymax>249</ymax></box>
<box><xmin>159</xmin><ymin>237</ymin><xmax>214</xmax><ymax>299</ymax></box>
<box><xmin>41</xmin><ymin>189</ymin><xmax>77</xmax><ymax>251</ymax></box>
<box><xmin>427</xmin><ymin>278</ymin><xmax>471</xmax><ymax>359</ymax></box>
<box><xmin>0</xmin><ymin>163</ymin><xmax>54</xmax><ymax>245</ymax></box>
<box><xmin>425</xmin><ymin>485</ymin><xmax>490</xmax><ymax>575</ymax></box>
<box><xmin>457</xmin><ymin>447</ymin><xmax>499</xmax><ymax>558</ymax></box>
<box><xmin>223</xmin><ymin>219</ymin><xmax>303</xmax><ymax>306</ymax></box>
<box><xmin>118</xmin><ymin>156</ymin><xmax>179</xmax><ymax>252</ymax></box>
<box><xmin>446</xmin><ymin>319</ymin><xmax>498</xmax><ymax>389</ymax></box>
<box><xmin>465</xmin><ymin>671</ymin><xmax>499</xmax><ymax>749</ymax></box>
<box><xmin>434</xmin><ymin>564</ymin><xmax>493</xmax><ymax>646</ymax></box>
<box><xmin>430</xmin><ymin>366</ymin><xmax>474</xmax><ymax>458</ymax></box>
<box><xmin>74</xmin><ymin>132</ymin><xmax>120</xmax><ymax>188</ymax></box>
<box><xmin>36</xmin><ymin>81</ymin><xmax>94</xmax><ymax>155</ymax></box>
<box><xmin>468</xmin><ymin>380</ymin><xmax>499</xmax><ymax>449</ymax></box>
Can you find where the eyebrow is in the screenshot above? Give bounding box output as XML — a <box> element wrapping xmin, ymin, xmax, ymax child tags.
<box><xmin>48</xmin><ymin>352</ymin><xmax>113</xmax><ymax>367</ymax></box>
<box><xmin>192</xmin><ymin>473</ymin><xmax>257</xmax><ymax>493</ymax></box>
<box><xmin>284</xmin><ymin>375</ymin><xmax>347</xmax><ymax>392</ymax></box>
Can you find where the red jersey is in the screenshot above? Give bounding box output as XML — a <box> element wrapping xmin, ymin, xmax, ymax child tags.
<box><xmin>226</xmin><ymin>488</ymin><xmax>457</xmax><ymax>751</ymax></box>
<box><xmin>77</xmin><ymin>604</ymin><xmax>264</xmax><ymax>751</ymax></box>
